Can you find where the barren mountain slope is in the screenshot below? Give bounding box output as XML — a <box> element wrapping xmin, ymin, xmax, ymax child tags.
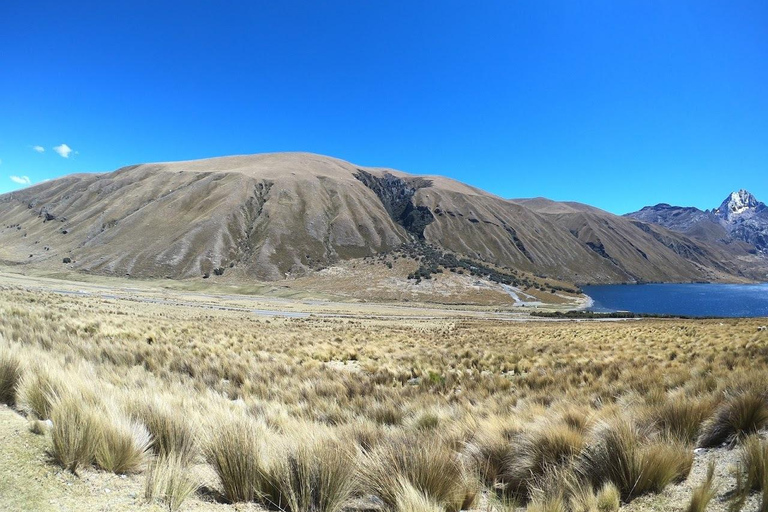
<box><xmin>512</xmin><ymin>197</ymin><xmax>752</xmax><ymax>282</ymax></box>
<box><xmin>627</xmin><ymin>190</ymin><xmax>768</xmax><ymax>258</ymax></box>
<box><xmin>0</xmin><ymin>152</ymin><xmax>754</xmax><ymax>284</ymax></box>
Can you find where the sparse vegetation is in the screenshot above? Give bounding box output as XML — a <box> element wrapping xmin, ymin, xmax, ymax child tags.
<box><xmin>145</xmin><ymin>452</ymin><xmax>199</xmax><ymax>511</ymax></box>
<box><xmin>396</xmin><ymin>241</ymin><xmax>580</xmax><ymax>293</ymax></box>
<box><xmin>742</xmin><ymin>435</ymin><xmax>768</xmax><ymax>493</ymax></box>
<box><xmin>686</xmin><ymin>461</ymin><xmax>717</xmax><ymax>512</ymax></box>
<box><xmin>0</xmin><ymin>285</ymin><xmax>767</xmax><ymax>510</ymax></box>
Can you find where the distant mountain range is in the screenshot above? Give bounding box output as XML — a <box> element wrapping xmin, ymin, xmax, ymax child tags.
<box><xmin>626</xmin><ymin>189</ymin><xmax>768</xmax><ymax>257</ymax></box>
<box><xmin>0</xmin><ymin>153</ymin><xmax>765</xmax><ymax>291</ymax></box>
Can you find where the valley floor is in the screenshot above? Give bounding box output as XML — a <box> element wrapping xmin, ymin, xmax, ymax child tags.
<box><xmin>0</xmin><ymin>272</ymin><xmax>767</xmax><ymax>511</ymax></box>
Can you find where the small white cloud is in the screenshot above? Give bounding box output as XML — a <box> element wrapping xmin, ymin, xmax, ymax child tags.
<box><xmin>53</xmin><ymin>144</ymin><xmax>73</xmax><ymax>158</ymax></box>
<box><xmin>32</xmin><ymin>145</ymin><xmax>45</xmax><ymax>153</ymax></box>
<box><xmin>10</xmin><ymin>175</ymin><xmax>32</xmax><ymax>185</ymax></box>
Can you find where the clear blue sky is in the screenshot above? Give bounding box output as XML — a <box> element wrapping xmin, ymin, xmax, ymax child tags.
<box><xmin>1</xmin><ymin>1</ymin><xmax>766</xmax><ymax>214</ymax></box>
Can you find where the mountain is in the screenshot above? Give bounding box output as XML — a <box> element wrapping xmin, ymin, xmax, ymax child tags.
<box><xmin>627</xmin><ymin>189</ymin><xmax>768</xmax><ymax>256</ymax></box>
<box><xmin>0</xmin><ymin>153</ymin><xmax>759</xmax><ymax>289</ymax></box>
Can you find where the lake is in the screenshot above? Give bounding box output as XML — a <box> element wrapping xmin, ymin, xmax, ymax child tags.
<box><xmin>582</xmin><ymin>283</ymin><xmax>768</xmax><ymax>318</ymax></box>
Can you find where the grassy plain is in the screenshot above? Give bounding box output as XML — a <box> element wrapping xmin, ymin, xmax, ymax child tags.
<box><xmin>0</xmin><ymin>272</ymin><xmax>767</xmax><ymax>511</ymax></box>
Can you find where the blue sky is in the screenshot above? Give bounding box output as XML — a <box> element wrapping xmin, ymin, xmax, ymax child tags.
<box><xmin>1</xmin><ymin>1</ymin><xmax>766</xmax><ymax>214</ymax></box>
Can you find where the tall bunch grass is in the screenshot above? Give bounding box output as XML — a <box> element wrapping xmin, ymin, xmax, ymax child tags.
<box><xmin>95</xmin><ymin>409</ymin><xmax>152</xmax><ymax>474</ymax></box>
<box><xmin>145</xmin><ymin>452</ymin><xmax>199</xmax><ymax>512</ymax></box>
<box><xmin>129</xmin><ymin>398</ymin><xmax>198</xmax><ymax>464</ymax></box>
<box><xmin>260</xmin><ymin>439</ymin><xmax>357</xmax><ymax>512</ymax></box>
<box><xmin>206</xmin><ymin>415</ymin><xmax>263</xmax><ymax>503</ymax></box>
<box><xmin>360</xmin><ymin>435</ymin><xmax>475</xmax><ymax>512</ymax></box>
<box><xmin>0</xmin><ymin>348</ymin><xmax>21</xmax><ymax>406</ymax></box>
<box><xmin>742</xmin><ymin>435</ymin><xmax>768</xmax><ymax>492</ymax></box>
<box><xmin>50</xmin><ymin>393</ymin><xmax>101</xmax><ymax>474</ymax></box>
<box><xmin>698</xmin><ymin>392</ymin><xmax>768</xmax><ymax>448</ymax></box>
<box><xmin>16</xmin><ymin>364</ymin><xmax>67</xmax><ymax>419</ymax></box>
<box><xmin>394</xmin><ymin>477</ymin><xmax>443</xmax><ymax>512</ymax></box>
<box><xmin>576</xmin><ymin>418</ymin><xmax>692</xmax><ymax>501</ymax></box>
<box><xmin>686</xmin><ymin>461</ymin><xmax>716</xmax><ymax>512</ymax></box>
<box><xmin>502</xmin><ymin>420</ymin><xmax>584</xmax><ymax>500</ymax></box>
<box><xmin>645</xmin><ymin>394</ymin><xmax>714</xmax><ymax>444</ymax></box>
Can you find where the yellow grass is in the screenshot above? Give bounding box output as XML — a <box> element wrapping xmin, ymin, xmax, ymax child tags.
<box><xmin>0</xmin><ymin>285</ymin><xmax>767</xmax><ymax>510</ymax></box>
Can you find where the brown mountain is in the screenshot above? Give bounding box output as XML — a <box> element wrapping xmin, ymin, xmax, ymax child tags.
<box><xmin>0</xmin><ymin>152</ymin><xmax>758</xmax><ymax>285</ymax></box>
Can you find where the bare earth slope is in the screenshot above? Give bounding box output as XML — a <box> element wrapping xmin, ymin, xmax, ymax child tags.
<box><xmin>0</xmin><ymin>152</ymin><xmax>755</xmax><ymax>285</ymax></box>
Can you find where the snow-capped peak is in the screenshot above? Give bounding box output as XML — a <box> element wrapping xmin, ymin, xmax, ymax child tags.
<box><xmin>716</xmin><ymin>189</ymin><xmax>760</xmax><ymax>220</ymax></box>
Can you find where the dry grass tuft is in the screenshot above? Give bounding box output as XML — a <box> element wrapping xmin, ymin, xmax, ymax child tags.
<box><xmin>698</xmin><ymin>392</ymin><xmax>768</xmax><ymax>448</ymax></box>
<box><xmin>145</xmin><ymin>452</ymin><xmax>200</xmax><ymax>512</ymax></box>
<box><xmin>16</xmin><ymin>364</ymin><xmax>65</xmax><ymax>420</ymax></box>
<box><xmin>576</xmin><ymin>417</ymin><xmax>692</xmax><ymax>501</ymax></box>
<box><xmin>206</xmin><ymin>415</ymin><xmax>264</xmax><ymax>503</ymax></box>
<box><xmin>465</xmin><ymin>419</ymin><xmax>518</xmax><ymax>487</ymax></box>
<box><xmin>4</xmin><ymin>288</ymin><xmax>768</xmax><ymax>511</ymax></box>
<box><xmin>360</xmin><ymin>436</ymin><xmax>473</xmax><ymax>512</ymax></box>
<box><xmin>525</xmin><ymin>495</ymin><xmax>566</xmax><ymax>512</ymax></box>
<box><xmin>595</xmin><ymin>482</ymin><xmax>621</xmax><ymax>511</ymax></box>
<box><xmin>0</xmin><ymin>348</ymin><xmax>22</xmax><ymax>406</ymax></box>
<box><xmin>95</xmin><ymin>409</ymin><xmax>152</xmax><ymax>474</ymax></box>
<box><xmin>646</xmin><ymin>394</ymin><xmax>714</xmax><ymax>444</ymax></box>
<box><xmin>260</xmin><ymin>438</ymin><xmax>357</xmax><ymax>512</ymax></box>
<box><xmin>502</xmin><ymin>420</ymin><xmax>584</xmax><ymax>500</ymax></box>
<box><xmin>394</xmin><ymin>477</ymin><xmax>444</xmax><ymax>512</ymax></box>
<box><xmin>741</xmin><ymin>435</ymin><xmax>768</xmax><ymax>493</ymax></box>
<box><xmin>130</xmin><ymin>398</ymin><xmax>198</xmax><ymax>465</ymax></box>
<box><xmin>49</xmin><ymin>393</ymin><xmax>100</xmax><ymax>474</ymax></box>
<box><xmin>29</xmin><ymin>418</ymin><xmax>51</xmax><ymax>435</ymax></box>
<box><xmin>727</xmin><ymin>436</ymin><xmax>768</xmax><ymax>512</ymax></box>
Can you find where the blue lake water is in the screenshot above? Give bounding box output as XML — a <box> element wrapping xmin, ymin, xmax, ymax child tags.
<box><xmin>582</xmin><ymin>283</ymin><xmax>768</xmax><ymax>318</ymax></box>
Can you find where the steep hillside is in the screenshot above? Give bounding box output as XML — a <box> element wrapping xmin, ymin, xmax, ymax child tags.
<box><xmin>512</xmin><ymin>197</ymin><xmax>750</xmax><ymax>283</ymax></box>
<box><xmin>0</xmin><ymin>153</ymin><xmax>757</xmax><ymax>286</ymax></box>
